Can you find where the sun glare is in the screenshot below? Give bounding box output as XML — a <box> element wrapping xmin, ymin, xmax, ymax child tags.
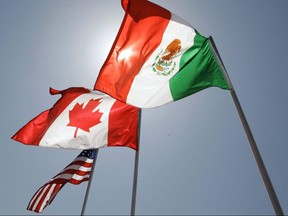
<box><xmin>118</xmin><ymin>48</ymin><xmax>133</xmax><ymax>61</ymax></box>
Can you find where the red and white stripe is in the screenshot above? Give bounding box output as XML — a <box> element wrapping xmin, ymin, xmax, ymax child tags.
<box><xmin>27</xmin><ymin>153</ymin><xmax>94</xmax><ymax>213</ymax></box>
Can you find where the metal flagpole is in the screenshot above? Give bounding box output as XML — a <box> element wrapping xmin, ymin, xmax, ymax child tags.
<box><xmin>80</xmin><ymin>148</ymin><xmax>99</xmax><ymax>216</ymax></box>
<box><xmin>130</xmin><ymin>109</ymin><xmax>142</xmax><ymax>216</ymax></box>
<box><xmin>209</xmin><ymin>36</ymin><xmax>284</xmax><ymax>216</ymax></box>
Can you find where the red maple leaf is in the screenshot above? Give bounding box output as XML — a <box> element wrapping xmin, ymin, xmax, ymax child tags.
<box><xmin>67</xmin><ymin>98</ymin><xmax>103</xmax><ymax>138</ymax></box>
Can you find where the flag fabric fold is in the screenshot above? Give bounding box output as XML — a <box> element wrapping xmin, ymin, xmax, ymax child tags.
<box><xmin>12</xmin><ymin>87</ymin><xmax>139</xmax><ymax>150</ymax></box>
<box><xmin>27</xmin><ymin>149</ymin><xmax>96</xmax><ymax>213</ymax></box>
<box><xmin>94</xmin><ymin>0</ymin><xmax>229</xmax><ymax>108</ymax></box>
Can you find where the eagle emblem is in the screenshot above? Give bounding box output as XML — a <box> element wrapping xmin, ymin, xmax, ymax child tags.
<box><xmin>152</xmin><ymin>39</ymin><xmax>181</xmax><ymax>76</ymax></box>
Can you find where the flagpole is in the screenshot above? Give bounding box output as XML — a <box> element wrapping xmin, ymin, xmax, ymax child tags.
<box><xmin>80</xmin><ymin>148</ymin><xmax>99</xmax><ymax>216</ymax></box>
<box><xmin>209</xmin><ymin>36</ymin><xmax>284</xmax><ymax>216</ymax></box>
<box><xmin>131</xmin><ymin>109</ymin><xmax>142</xmax><ymax>216</ymax></box>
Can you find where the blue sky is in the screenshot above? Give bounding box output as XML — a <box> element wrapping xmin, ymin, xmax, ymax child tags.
<box><xmin>1</xmin><ymin>0</ymin><xmax>288</xmax><ymax>215</ymax></box>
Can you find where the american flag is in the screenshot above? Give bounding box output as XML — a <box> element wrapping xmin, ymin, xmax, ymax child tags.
<box><xmin>27</xmin><ymin>149</ymin><xmax>97</xmax><ymax>213</ymax></box>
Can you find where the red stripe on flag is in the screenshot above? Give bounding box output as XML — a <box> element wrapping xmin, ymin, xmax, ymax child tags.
<box><xmin>27</xmin><ymin>183</ymin><xmax>63</xmax><ymax>213</ymax></box>
<box><xmin>63</xmin><ymin>160</ymin><xmax>93</xmax><ymax>169</ymax></box>
<box><xmin>12</xmin><ymin>109</ymin><xmax>50</xmax><ymax>145</ymax></box>
<box><xmin>12</xmin><ymin>87</ymin><xmax>90</xmax><ymax>145</ymax></box>
<box><xmin>27</xmin><ymin>185</ymin><xmax>45</xmax><ymax>211</ymax></box>
<box><xmin>69</xmin><ymin>177</ymin><xmax>90</xmax><ymax>185</ymax></box>
<box><xmin>51</xmin><ymin>175</ymin><xmax>90</xmax><ymax>185</ymax></box>
<box><xmin>108</xmin><ymin>100</ymin><xmax>139</xmax><ymax>150</ymax></box>
<box><xmin>94</xmin><ymin>0</ymin><xmax>171</xmax><ymax>102</ymax></box>
<box><xmin>45</xmin><ymin>184</ymin><xmax>63</xmax><ymax>207</ymax></box>
<box><xmin>27</xmin><ymin>150</ymin><xmax>95</xmax><ymax>213</ymax></box>
<box><xmin>31</xmin><ymin>184</ymin><xmax>52</xmax><ymax>213</ymax></box>
<box><xmin>60</xmin><ymin>169</ymin><xmax>91</xmax><ymax>176</ymax></box>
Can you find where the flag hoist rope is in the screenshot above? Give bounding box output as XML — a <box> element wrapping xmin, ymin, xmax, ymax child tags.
<box><xmin>209</xmin><ymin>36</ymin><xmax>284</xmax><ymax>216</ymax></box>
<box><xmin>80</xmin><ymin>148</ymin><xmax>99</xmax><ymax>216</ymax></box>
<box><xmin>130</xmin><ymin>109</ymin><xmax>142</xmax><ymax>216</ymax></box>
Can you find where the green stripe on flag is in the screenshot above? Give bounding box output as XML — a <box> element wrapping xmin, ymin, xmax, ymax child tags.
<box><xmin>169</xmin><ymin>33</ymin><xmax>229</xmax><ymax>101</ymax></box>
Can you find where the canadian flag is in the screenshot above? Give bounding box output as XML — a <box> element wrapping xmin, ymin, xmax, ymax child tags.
<box><xmin>12</xmin><ymin>87</ymin><xmax>139</xmax><ymax>150</ymax></box>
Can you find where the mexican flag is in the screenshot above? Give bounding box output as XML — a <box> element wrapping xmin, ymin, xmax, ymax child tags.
<box><xmin>12</xmin><ymin>87</ymin><xmax>139</xmax><ymax>150</ymax></box>
<box><xmin>94</xmin><ymin>0</ymin><xmax>229</xmax><ymax>108</ymax></box>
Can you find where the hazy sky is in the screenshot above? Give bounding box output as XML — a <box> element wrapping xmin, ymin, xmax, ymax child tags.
<box><xmin>1</xmin><ymin>0</ymin><xmax>288</xmax><ymax>215</ymax></box>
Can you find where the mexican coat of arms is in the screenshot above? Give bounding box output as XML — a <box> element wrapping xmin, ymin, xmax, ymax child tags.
<box><xmin>152</xmin><ymin>39</ymin><xmax>182</xmax><ymax>76</ymax></box>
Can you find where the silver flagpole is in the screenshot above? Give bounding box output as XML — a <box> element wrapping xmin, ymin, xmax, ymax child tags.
<box><xmin>80</xmin><ymin>148</ymin><xmax>99</xmax><ymax>216</ymax></box>
<box><xmin>131</xmin><ymin>109</ymin><xmax>142</xmax><ymax>216</ymax></box>
<box><xmin>209</xmin><ymin>36</ymin><xmax>284</xmax><ymax>216</ymax></box>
